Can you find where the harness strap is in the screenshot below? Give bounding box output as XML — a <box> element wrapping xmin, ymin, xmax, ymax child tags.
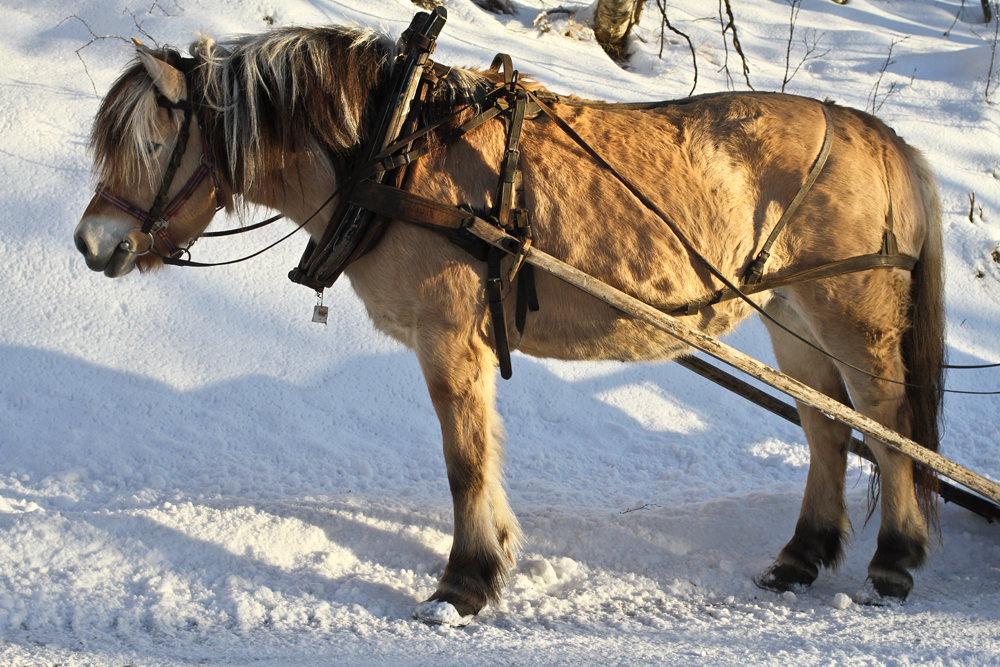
<box><xmin>143</xmin><ymin>105</ymin><xmax>193</xmax><ymax>234</ymax></box>
<box><xmin>487</xmin><ymin>247</ymin><xmax>513</xmax><ymax>379</ymax></box>
<box><xmin>744</xmin><ymin>103</ymin><xmax>834</xmax><ymax>285</ymax></box>
<box><xmin>349</xmin><ymin>179</ymin><xmax>471</xmax><ymax>231</ymax></box>
<box><xmin>345</xmin><ymin>91</ymin><xmax>513</xmax><ymax>186</ymax></box>
<box><xmin>290</xmin><ymin>8</ymin><xmax>448</xmax><ymax>291</ymax></box>
<box><xmin>662</xmin><ymin>252</ymin><xmax>917</xmax><ymax>316</ymax></box>
<box><xmin>348</xmin><ymin>180</ymin><xmax>918</xmax><ymax>322</ymax></box>
<box><xmin>495</xmin><ymin>92</ymin><xmax>527</xmax><ymax>229</ymax></box>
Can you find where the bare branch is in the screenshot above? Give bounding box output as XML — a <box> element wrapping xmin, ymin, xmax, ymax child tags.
<box><xmin>985</xmin><ymin>1</ymin><xmax>1000</xmax><ymax>102</ymax></box>
<box><xmin>57</xmin><ymin>6</ymin><xmax>172</xmax><ymax>98</ymax></box>
<box><xmin>718</xmin><ymin>0</ymin><xmax>753</xmax><ymax>90</ymax></box>
<box><xmin>781</xmin><ymin>0</ymin><xmax>829</xmax><ymax>94</ymax></box>
<box><xmin>533</xmin><ymin>7</ymin><xmax>573</xmax><ymax>26</ymax></box>
<box><xmin>867</xmin><ymin>36</ymin><xmax>909</xmax><ymax>114</ymax></box>
<box><xmin>944</xmin><ymin>0</ymin><xmax>967</xmax><ymax>37</ymax></box>
<box><xmin>56</xmin><ymin>15</ymin><xmax>132</xmax><ymax>97</ymax></box>
<box><xmin>620</xmin><ymin>503</ymin><xmax>660</xmax><ymax>515</ymax></box>
<box><xmin>656</xmin><ymin>0</ymin><xmax>698</xmax><ymax>96</ymax></box>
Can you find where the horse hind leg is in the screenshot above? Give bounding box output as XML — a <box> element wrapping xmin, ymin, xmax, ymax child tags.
<box><xmin>754</xmin><ymin>296</ymin><xmax>854</xmax><ymax>593</ymax></box>
<box><xmin>412</xmin><ymin>322</ymin><xmax>522</xmax><ymax>625</ymax></box>
<box><xmin>828</xmin><ymin>298</ymin><xmax>931</xmax><ymax>602</ymax></box>
<box><xmin>761</xmin><ymin>274</ymin><xmax>933</xmax><ymax>602</ymax></box>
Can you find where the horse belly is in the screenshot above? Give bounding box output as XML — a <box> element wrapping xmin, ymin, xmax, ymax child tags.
<box><xmin>514</xmin><ymin>271</ymin><xmax>750</xmax><ymax>363</ymax></box>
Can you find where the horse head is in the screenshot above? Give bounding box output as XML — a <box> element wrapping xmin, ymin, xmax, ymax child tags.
<box><xmin>74</xmin><ymin>41</ymin><xmax>224</xmax><ymax>277</ymax></box>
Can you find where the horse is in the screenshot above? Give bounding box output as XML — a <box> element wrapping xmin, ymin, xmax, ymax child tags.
<box><xmin>73</xmin><ymin>24</ymin><xmax>945</xmax><ymax>625</ymax></box>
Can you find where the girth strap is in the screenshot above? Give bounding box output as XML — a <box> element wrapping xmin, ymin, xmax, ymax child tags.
<box><xmin>487</xmin><ymin>247</ymin><xmax>513</xmax><ymax>379</ymax></box>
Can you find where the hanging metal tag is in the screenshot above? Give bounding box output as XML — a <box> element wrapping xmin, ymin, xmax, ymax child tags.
<box><xmin>312</xmin><ymin>290</ymin><xmax>329</xmax><ymax>325</ymax></box>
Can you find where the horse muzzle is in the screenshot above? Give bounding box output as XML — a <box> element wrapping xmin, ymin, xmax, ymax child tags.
<box><xmin>74</xmin><ymin>216</ymin><xmax>138</xmax><ymax>277</ymax></box>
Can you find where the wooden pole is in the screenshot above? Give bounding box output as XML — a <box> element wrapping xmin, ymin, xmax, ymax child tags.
<box><xmin>676</xmin><ymin>355</ymin><xmax>1000</xmax><ymax>523</ymax></box>
<box><xmin>466</xmin><ymin>218</ymin><xmax>1000</xmax><ymax>505</ymax></box>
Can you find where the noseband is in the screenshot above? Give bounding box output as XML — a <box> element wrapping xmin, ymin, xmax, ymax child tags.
<box><xmin>96</xmin><ymin>95</ymin><xmax>223</xmax><ymax>259</ymax></box>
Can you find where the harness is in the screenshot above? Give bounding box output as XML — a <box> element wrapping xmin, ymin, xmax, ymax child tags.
<box><xmin>305</xmin><ymin>13</ymin><xmax>917</xmax><ymax>378</ymax></box>
<box><xmin>102</xmin><ymin>9</ymin><xmax>918</xmax><ymax>383</ymax></box>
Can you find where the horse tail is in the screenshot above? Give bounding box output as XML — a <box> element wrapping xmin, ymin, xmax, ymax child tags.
<box><xmin>899</xmin><ymin>146</ymin><xmax>946</xmax><ymax>526</ymax></box>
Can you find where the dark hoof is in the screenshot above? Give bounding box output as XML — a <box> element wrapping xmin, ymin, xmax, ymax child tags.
<box><xmin>860</xmin><ymin>566</ymin><xmax>913</xmax><ymax>603</ymax></box>
<box><xmin>753</xmin><ymin>561</ymin><xmax>818</xmax><ymax>593</ymax></box>
<box><xmin>861</xmin><ymin>530</ymin><xmax>922</xmax><ymax>603</ymax></box>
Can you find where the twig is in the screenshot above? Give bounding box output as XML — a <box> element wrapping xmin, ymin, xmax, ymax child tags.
<box><xmin>57</xmin><ymin>15</ymin><xmax>131</xmax><ymax>97</ymax></box>
<box><xmin>944</xmin><ymin>0</ymin><xmax>967</xmax><ymax>37</ymax></box>
<box><xmin>719</xmin><ymin>0</ymin><xmax>753</xmax><ymax>90</ymax></box>
<box><xmin>620</xmin><ymin>503</ymin><xmax>660</xmax><ymax>514</ymax></box>
<box><xmin>533</xmin><ymin>7</ymin><xmax>573</xmax><ymax>26</ymax></box>
<box><xmin>146</xmin><ymin>1</ymin><xmax>181</xmax><ymax>17</ymax></box>
<box><xmin>781</xmin><ymin>0</ymin><xmax>829</xmax><ymax>93</ymax></box>
<box><xmin>985</xmin><ymin>1</ymin><xmax>1000</xmax><ymax>102</ymax></box>
<box><xmin>57</xmin><ymin>8</ymin><xmax>163</xmax><ymax>98</ymax></box>
<box><xmin>656</xmin><ymin>0</ymin><xmax>697</xmax><ymax>96</ymax></box>
<box><xmin>867</xmin><ymin>36</ymin><xmax>908</xmax><ymax>114</ymax></box>
<box><xmin>968</xmin><ymin>191</ymin><xmax>984</xmax><ymax>222</ymax></box>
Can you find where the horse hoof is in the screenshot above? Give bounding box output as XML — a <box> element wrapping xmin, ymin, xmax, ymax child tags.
<box><xmin>413</xmin><ymin>600</ymin><xmax>476</xmax><ymax>627</ymax></box>
<box><xmin>855</xmin><ymin>572</ymin><xmax>912</xmax><ymax>605</ymax></box>
<box><xmin>753</xmin><ymin>561</ymin><xmax>817</xmax><ymax>593</ymax></box>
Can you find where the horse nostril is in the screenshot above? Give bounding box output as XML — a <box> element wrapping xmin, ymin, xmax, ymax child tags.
<box><xmin>75</xmin><ymin>233</ymin><xmax>90</xmax><ymax>257</ymax></box>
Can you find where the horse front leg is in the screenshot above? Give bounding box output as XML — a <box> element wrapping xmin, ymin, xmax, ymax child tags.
<box><xmin>412</xmin><ymin>323</ymin><xmax>522</xmax><ymax>625</ymax></box>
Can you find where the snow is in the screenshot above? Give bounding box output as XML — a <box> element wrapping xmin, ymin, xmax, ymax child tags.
<box><xmin>2</xmin><ymin>0</ymin><xmax>1000</xmax><ymax>663</ymax></box>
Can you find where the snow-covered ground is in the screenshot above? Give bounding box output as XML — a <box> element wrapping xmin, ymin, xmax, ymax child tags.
<box><xmin>2</xmin><ymin>0</ymin><xmax>1000</xmax><ymax>663</ymax></box>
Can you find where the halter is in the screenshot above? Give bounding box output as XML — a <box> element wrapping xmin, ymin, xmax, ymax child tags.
<box><xmin>96</xmin><ymin>95</ymin><xmax>223</xmax><ymax>259</ymax></box>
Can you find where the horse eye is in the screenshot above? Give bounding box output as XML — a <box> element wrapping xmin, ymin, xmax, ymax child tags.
<box><xmin>145</xmin><ymin>141</ymin><xmax>162</xmax><ymax>155</ymax></box>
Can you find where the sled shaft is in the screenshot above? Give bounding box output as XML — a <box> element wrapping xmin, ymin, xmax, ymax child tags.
<box><xmin>676</xmin><ymin>355</ymin><xmax>1000</xmax><ymax>522</ymax></box>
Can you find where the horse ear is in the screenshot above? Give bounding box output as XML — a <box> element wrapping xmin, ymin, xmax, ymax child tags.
<box><xmin>134</xmin><ymin>41</ymin><xmax>187</xmax><ymax>103</ymax></box>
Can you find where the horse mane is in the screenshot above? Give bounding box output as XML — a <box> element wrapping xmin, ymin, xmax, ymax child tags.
<box><xmin>196</xmin><ymin>27</ymin><xmax>399</xmax><ymax>197</ymax></box>
<box><xmin>91</xmin><ymin>26</ymin><xmax>400</xmax><ymax>201</ymax></box>
<box><xmin>91</xmin><ymin>23</ymin><xmax>512</xmax><ymax>213</ymax></box>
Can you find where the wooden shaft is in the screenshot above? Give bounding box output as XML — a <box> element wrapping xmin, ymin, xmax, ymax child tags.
<box><xmin>676</xmin><ymin>355</ymin><xmax>1000</xmax><ymax>523</ymax></box>
<box><xmin>466</xmin><ymin>218</ymin><xmax>1000</xmax><ymax>505</ymax></box>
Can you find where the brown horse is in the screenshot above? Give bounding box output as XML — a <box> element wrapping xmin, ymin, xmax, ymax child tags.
<box><xmin>73</xmin><ymin>25</ymin><xmax>944</xmax><ymax>625</ymax></box>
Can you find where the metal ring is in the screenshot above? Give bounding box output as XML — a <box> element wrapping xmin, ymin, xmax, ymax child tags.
<box><xmin>119</xmin><ymin>227</ymin><xmax>156</xmax><ymax>256</ymax></box>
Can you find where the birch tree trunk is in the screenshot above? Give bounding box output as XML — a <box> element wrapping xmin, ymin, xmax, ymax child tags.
<box><xmin>593</xmin><ymin>0</ymin><xmax>643</xmax><ymax>59</ymax></box>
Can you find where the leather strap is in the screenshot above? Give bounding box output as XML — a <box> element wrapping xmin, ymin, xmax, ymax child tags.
<box><xmin>487</xmin><ymin>247</ymin><xmax>513</xmax><ymax>379</ymax></box>
<box><xmin>661</xmin><ymin>252</ymin><xmax>917</xmax><ymax>316</ymax></box>
<box><xmin>349</xmin><ymin>180</ymin><xmax>918</xmax><ymax>322</ymax></box>
<box><xmin>744</xmin><ymin>103</ymin><xmax>834</xmax><ymax>284</ymax></box>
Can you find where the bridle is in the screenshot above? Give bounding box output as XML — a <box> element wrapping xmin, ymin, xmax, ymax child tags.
<box><xmin>96</xmin><ymin>94</ymin><xmax>224</xmax><ymax>260</ymax></box>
